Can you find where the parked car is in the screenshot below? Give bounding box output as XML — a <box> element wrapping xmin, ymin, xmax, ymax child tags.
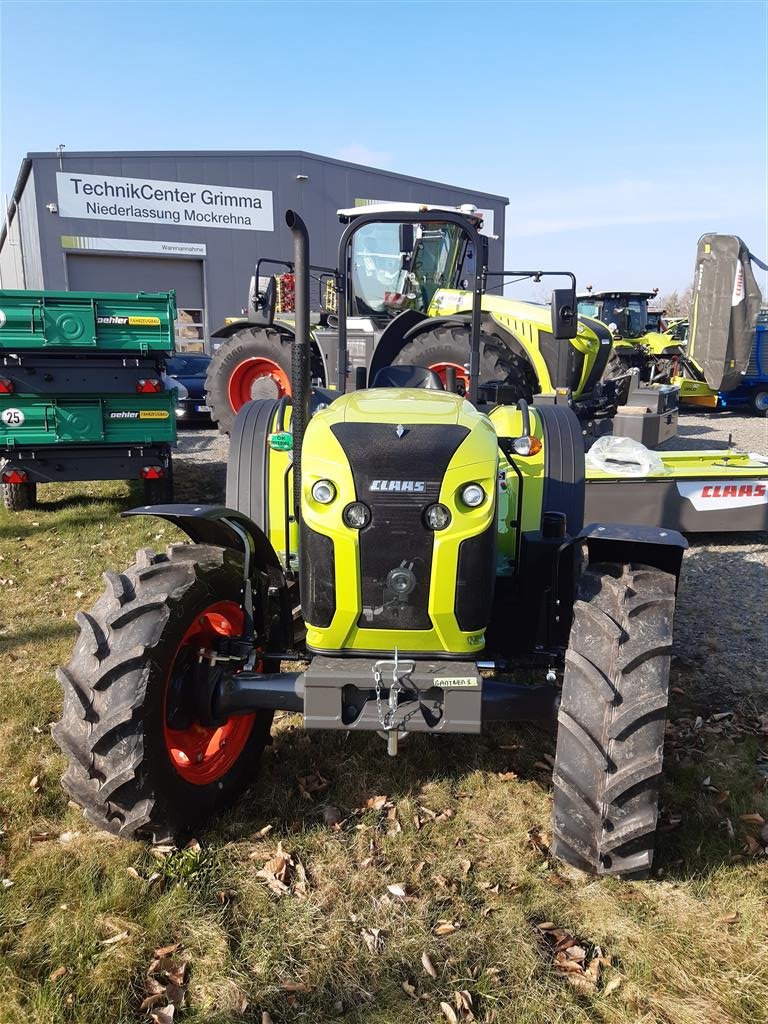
<box><xmin>165</xmin><ymin>353</ymin><xmax>213</xmax><ymax>426</ymax></box>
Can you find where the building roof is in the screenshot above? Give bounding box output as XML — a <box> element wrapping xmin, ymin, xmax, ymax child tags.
<box><xmin>2</xmin><ymin>150</ymin><xmax>508</xmax><ymax>252</ymax></box>
<box><xmin>22</xmin><ymin>149</ymin><xmax>510</xmax><ymax>202</ymax></box>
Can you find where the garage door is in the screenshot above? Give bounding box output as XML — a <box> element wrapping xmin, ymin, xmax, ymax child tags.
<box><xmin>66</xmin><ymin>254</ymin><xmax>205</xmax><ymax>344</ymax></box>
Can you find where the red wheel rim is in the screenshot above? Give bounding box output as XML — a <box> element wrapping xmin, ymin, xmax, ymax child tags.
<box><xmin>163</xmin><ymin>601</ymin><xmax>256</xmax><ymax>786</ymax></box>
<box><xmin>227</xmin><ymin>358</ymin><xmax>291</xmax><ymax>412</ymax></box>
<box><xmin>429</xmin><ymin>361</ymin><xmax>470</xmax><ymax>392</ymax></box>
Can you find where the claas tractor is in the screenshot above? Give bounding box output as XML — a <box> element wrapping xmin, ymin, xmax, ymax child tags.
<box><xmin>54</xmin><ymin>207</ymin><xmax>688</xmax><ymax>879</ymax></box>
<box><xmin>576</xmin><ymin>289</ymin><xmax>684</xmax><ymax>383</ymax></box>
<box><xmin>205</xmin><ymin>203</ymin><xmax>628</xmax><ymax>437</ymax></box>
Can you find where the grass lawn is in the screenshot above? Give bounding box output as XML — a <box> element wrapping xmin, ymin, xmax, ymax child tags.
<box><xmin>1</xmin><ymin>481</ymin><xmax>767</xmax><ymax>1024</ymax></box>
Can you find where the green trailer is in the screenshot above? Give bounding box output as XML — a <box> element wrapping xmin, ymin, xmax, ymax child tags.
<box><xmin>0</xmin><ymin>289</ymin><xmax>177</xmax><ymax>511</ymax></box>
<box><xmin>0</xmin><ymin>289</ymin><xmax>176</xmax><ymax>353</ymax></box>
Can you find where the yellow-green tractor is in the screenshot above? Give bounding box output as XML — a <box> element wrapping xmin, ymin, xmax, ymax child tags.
<box><xmin>53</xmin><ymin>207</ymin><xmax>688</xmax><ymax>879</ymax></box>
<box><xmin>576</xmin><ymin>289</ymin><xmax>685</xmax><ymax>383</ymax></box>
<box><xmin>205</xmin><ymin>204</ymin><xmax>630</xmax><ymax>436</ymax></box>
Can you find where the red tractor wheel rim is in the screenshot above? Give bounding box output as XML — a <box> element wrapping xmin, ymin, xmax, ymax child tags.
<box><xmin>163</xmin><ymin>601</ymin><xmax>256</xmax><ymax>785</ymax></box>
<box><xmin>429</xmin><ymin>361</ymin><xmax>470</xmax><ymax>392</ymax></box>
<box><xmin>228</xmin><ymin>358</ymin><xmax>291</xmax><ymax>412</ymax></box>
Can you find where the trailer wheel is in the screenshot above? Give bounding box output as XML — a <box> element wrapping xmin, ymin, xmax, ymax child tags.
<box><xmin>206</xmin><ymin>327</ymin><xmax>293</xmax><ymax>434</ymax></box>
<box><xmin>393</xmin><ymin>323</ymin><xmax>535</xmax><ymax>398</ymax></box>
<box><xmin>552</xmin><ymin>562</ymin><xmax>675</xmax><ymax>879</ymax></box>
<box><xmin>750</xmin><ymin>389</ymin><xmax>768</xmax><ymax>416</ymax></box>
<box><xmin>52</xmin><ymin>544</ymin><xmax>274</xmax><ymax>840</ymax></box>
<box><xmin>2</xmin><ymin>481</ymin><xmax>37</xmax><ymax>512</ymax></box>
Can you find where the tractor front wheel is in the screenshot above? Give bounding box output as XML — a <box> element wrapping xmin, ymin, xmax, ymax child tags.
<box><xmin>393</xmin><ymin>323</ymin><xmax>535</xmax><ymax>399</ymax></box>
<box><xmin>206</xmin><ymin>327</ymin><xmax>293</xmax><ymax>434</ymax></box>
<box><xmin>52</xmin><ymin>544</ymin><xmax>274</xmax><ymax>840</ymax></box>
<box><xmin>552</xmin><ymin>562</ymin><xmax>676</xmax><ymax>879</ymax></box>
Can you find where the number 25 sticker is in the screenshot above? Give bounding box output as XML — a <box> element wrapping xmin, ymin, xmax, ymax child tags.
<box><xmin>1</xmin><ymin>408</ymin><xmax>25</xmax><ymax>426</ymax></box>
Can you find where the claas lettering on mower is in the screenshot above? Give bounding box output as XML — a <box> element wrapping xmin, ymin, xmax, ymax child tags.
<box><xmin>53</xmin><ymin>205</ymin><xmax>687</xmax><ymax>882</ymax></box>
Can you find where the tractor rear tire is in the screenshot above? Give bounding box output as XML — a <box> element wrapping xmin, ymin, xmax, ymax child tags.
<box><xmin>2</xmin><ymin>482</ymin><xmax>37</xmax><ymax>511</ymax></box>
<box><xmin>393</xmin><ymin>323</ymin><xmax>535</xmax><ymax>399</ymax></box>
<box><xmin>206</xmin><ymin>327</ymin><xmax>293</xmax><ymax>435</ymax></box>
<box><xmin>551</xmin><ymin>562</ymin><xmax>676</xmax><ymax>878</ymax></box>
<box><xmin>52</xmin><ymin>544</ymin><xmax>274</xmax><ymax>840</ymax></box>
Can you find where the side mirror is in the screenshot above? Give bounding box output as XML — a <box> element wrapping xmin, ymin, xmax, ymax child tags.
<box><xmin>399</xmin><ymin>223</ymin><xmax>415</xmax><ymax>254</ymax></box>
<box><xmin>551</xmin><ymin>288</ymin><xmax>578</xmax><ymax>339</ymax></box>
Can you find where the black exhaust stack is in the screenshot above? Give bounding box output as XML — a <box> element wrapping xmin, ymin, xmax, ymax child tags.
<box><xmin>285</xmin><ymin>210</ymin><xmax>311</xmax><ymax>519</ymax></box>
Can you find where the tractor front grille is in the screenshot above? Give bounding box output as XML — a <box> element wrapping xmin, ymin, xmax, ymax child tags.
<box><xmin>331</xmin><ymin>422</ymin><xmax>469</xmax><ymax>630</ymax></box>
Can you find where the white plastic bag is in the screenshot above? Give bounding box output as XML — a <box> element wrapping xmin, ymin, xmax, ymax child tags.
<box><xmin>585</xmin><ymin>435</ymin><xmax>666</xmax><ymax>477</ymax></box>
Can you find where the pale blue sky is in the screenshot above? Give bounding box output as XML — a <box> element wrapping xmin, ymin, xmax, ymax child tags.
<box><xmin>1</xmin><ymin>0</ymin><xmax>766</xmax><ymax>295</ymax></box>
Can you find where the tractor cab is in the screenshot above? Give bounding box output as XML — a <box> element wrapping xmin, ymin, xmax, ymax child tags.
<box><xmin>339</xmin><ymin>202</ymin><xmax>480</xmax><ymax>322</ymax></box>
<box><xmin>577</xmin><ymin>290</ymin><xmax>659</xmax><ymax>341</ymax></box>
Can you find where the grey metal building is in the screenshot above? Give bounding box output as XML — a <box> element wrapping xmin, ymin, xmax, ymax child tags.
<box><xmin>0</xmin><ymin>150</ymin><xmax>508</xmax><ymax>348</ymax></box>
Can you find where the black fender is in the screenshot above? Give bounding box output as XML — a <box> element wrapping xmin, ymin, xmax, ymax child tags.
<box><xmin>122</xmin><ymin>503</ymin><xmax>282</xmax><ymax>572</ymax></box>
<box><xmin>579</xmin><ymin>521</ymin><xmax>688</xmax><ymax>584</ymax></box>
<box><xmin>537</xmin><ymin>404</ymin><xmax>585</xmax><ymax>536</ymax></box>
<box><xmin>210</xmin><ymin>318</ymin><xmax>296</xmax><ymax>343</ymax></box>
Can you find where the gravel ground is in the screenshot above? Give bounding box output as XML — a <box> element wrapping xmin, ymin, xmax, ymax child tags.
<box><xmin>174</xmin><ymin>408</ymin><xmax>768</xmax><ymax>709</ymax></box>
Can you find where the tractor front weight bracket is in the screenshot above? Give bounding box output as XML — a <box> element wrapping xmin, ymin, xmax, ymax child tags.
<box><xmin>211</xmin><ymin>658</ymin><xmax>562</xmax><ymax>741</ymax></box>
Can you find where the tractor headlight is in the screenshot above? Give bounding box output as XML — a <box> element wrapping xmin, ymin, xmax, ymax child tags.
<box><xmin>424</xmin><ymin>503</ymin><xmax>451</xmax><ymax>530</ymax></box>
<box><xmin>311</xmin><ymin>479</ymin><xmax>336</xmax><ymax>504</ymax></box>
<box><xmin>460</xmin><ymin>483</ymin><xmax>485</xmax><ymax>507</ymax></box>
<box><xmin>343</xmin><ymin>502</ymin><xmax>371</xmax><ymax>528</ymax></box>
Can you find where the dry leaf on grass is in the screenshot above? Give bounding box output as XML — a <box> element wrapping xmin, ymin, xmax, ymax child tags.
<box><xmin>100</xmin><ymin>930</ymin><xmax>129</xmax><ymax>947</ymax></box>
<box><xmin>422</xmin><ymin>951</ymin><xmax>438</xmax><ymax>978</ymax></box>
<box><xmin>717</xmin><ymin>911</ymin><xmax>740</xmax><ymax>925</ymax></box>
<box><xmin>386</xmin><ymin>883</ymin><xmax>407</xmax><ymax>898</ymax></box>
<box><xmin>604</xmin><ymin>975</ymin><xmax>623</xmax><ymax>996</ymax></box>
<box><xmin>142</xmin><ymin>943</ymin><xmax>188</xmax><ymax>1017</ymax></box>
<box><xmin>261</xmin><ymin>1013</ymin><xmax>274</xmax><ymax>1024</ymax></box>
<box><xmin>297</xmin><ymin>771</ymin><xmax>329</xmax><ymax>800</ymax></box>
<box><xmin>433</xmin><ymin>920</ymin><xmax>461</xmax><ymax>936</ymax></box>
<box><xmin>440</xmin><ymin>1001</ymin><xmax>459</xmax><ymax>1023</ymax></box>
<box><xmin>360</xmin><ymin>927</ymin><xmax>383</xmax><ymax>953</ymax></box>
<box><xmin>402</xmin><ymin>980</ymin><xmax>418</xmax><ymax>999</ymax></box>
<box><xmin>365</xmin><ymin>795</ymin><xmax>391</xmax><ymax>811</ymax></box>
<box><xmin>537</xmin><ymin>920</ymin><xmax>609</xmax><ymax>995</ymax></box>
<box><xmin>48</xmin><ymin>966</ymin><xmax>67</xmax><ymax>982</ymax></box>
<box><xmin>256</xmin><ymin>842</ymin><xmax>296</xmax><ymax>895</ymax></box>
<box><xmin>740</xmin><ymin>812</ymin><xmax>766</xmax><ymax>826</ymax></box>
<box><xmin>150</xmin><ymin>1007</ymin><xmax>175</xmax><ymax>1024</ymax></box>
<box><xmin>279</xmin><ymin>980</ymin><xmax>311</xmax><ymax>993</ymax></box>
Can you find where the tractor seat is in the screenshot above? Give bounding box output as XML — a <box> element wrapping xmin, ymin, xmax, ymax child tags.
<box><xmin>372</xmin><ymin>364</ymin><xmax>444</xmax><ymax>390</ymax></box>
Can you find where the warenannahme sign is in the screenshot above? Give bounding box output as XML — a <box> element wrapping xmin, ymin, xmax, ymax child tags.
<box><xmin>56</xmin><ymin>172</ymin><xmax>274</xmax><ymax>232</ymax></box>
